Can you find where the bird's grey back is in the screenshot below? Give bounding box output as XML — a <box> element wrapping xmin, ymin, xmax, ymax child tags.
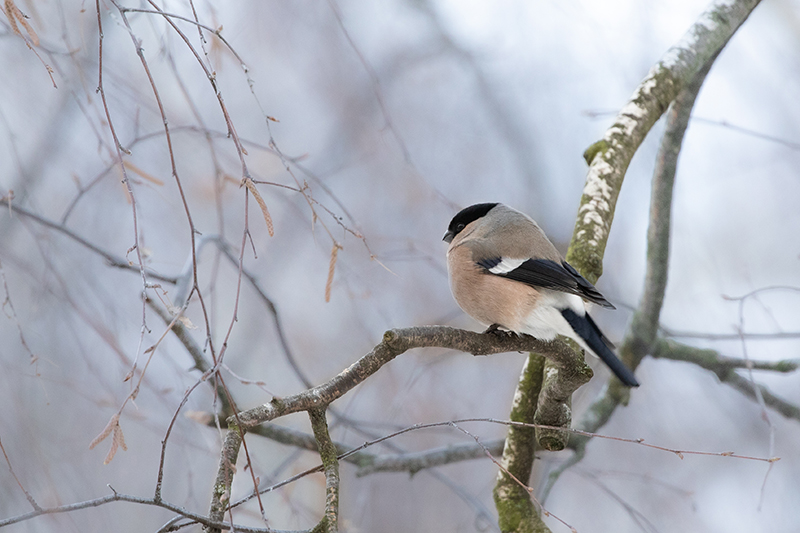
<box><xmin>464</xmin><ymin>204</ymin><xmax>562</xmax><ymax>262</ymax></box>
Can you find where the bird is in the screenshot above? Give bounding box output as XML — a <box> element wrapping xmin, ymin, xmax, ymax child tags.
<box><xmin>443</xmin><ymin>202</ymin><xmax>639</xmax><ymax>387</ymax></box>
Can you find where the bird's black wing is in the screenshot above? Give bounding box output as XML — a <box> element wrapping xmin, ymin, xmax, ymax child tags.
<box><xmin>561</xmin><ymin>308</ymin><xmax>637</xmax><ymax>386</ymax></box>
<box><xmin>477</xmin><ymin>258</ymin><xmax>615</xmax><ymax>309</ymax></box>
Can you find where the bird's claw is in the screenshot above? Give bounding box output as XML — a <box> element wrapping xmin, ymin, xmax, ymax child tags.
<box><xmin>483</xmin><ymin>324</ymin><xmax>516</xmax><ymax>338</ymax></box>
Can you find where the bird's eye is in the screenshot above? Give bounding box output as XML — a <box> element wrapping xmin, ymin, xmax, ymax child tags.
<box><xmin>456</xmin><ymin>223</ymin><xmax>465</xmax><ymax>232</ymax></box>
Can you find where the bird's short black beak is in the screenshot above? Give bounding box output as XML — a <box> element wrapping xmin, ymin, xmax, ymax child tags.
<box><xmin>443</xmin><ymin>231</ymin><xmax>454</xmax><ymax>243</ymax></box>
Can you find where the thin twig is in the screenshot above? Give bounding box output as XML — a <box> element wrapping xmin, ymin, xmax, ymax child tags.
<box><xmin>452</xmin><ymin>422</ymin><xmax>577</xmax><ymax>533</ymax></box>
<box><xmin>0</xmin><ymin>437</ymin><xmax>41</xmax><ymax>512</ymax></box>
<box><xmin>0</xmin><ymin>258</ymin><xmax>37</xmax><ymax>364</ymax></box>
<box><xmin>228</xmin><ymin>416</ymin><xmax>778</xmax><ymax>514</ymax></box>
<box><xmin>2</xmin><ymin>199</ymin><xmax>177</xmax><ymax>284</ymax></box>
<box><xmin>0</xmin><ymin>489</ymin><xmax>302</xmax><ymax>532</ymax></box>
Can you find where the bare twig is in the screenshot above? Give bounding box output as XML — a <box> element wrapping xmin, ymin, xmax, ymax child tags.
<box><xmin>454</xmin><ymin>422</ymin><xmax>575</xmax><ymax>533</ymax></box>
<box><xmin>351</xmin><ymin>418</ymin><xmax>778</xmax><ymax>464</ymax></box>
<box><xmin>94</xmin><ymin>0</ymin><xmax>150</xmax><ymax>330</ymax></box>
<box><xmin>0</xmin><ymin>258</ymin><xmax>37</xmax><ymax>364</ymax></box>
<box><xmin>182</xmin><ymin>408</ymin><xmax>780</xmax><ymax>533</ymax></box>
<box><xmin>0</xmin><ymin>436</ymin><xmax>41</xmax><ymax>512</ymax></box>
<box><xmin>355</xmin><ymin>438</ymin><xmax>505</xmax><ymax>476</ymax></box>
<box><xmin>115</xmin><ymin>2</ymin><xmax>273</xmax><ymax>515</ymax></box>
<box><xmin>651</xmin><ymin>339</ymin><xmax>797</xmax><ymax>375</ymax></box>
<box><xmin>242</xmin><ymin>416</ymin><xmax>778</xmax><ymax>507</ymax></box>
<box><xmin>691</xmin><ymin>116</ymin><xmax>800</xmax><ymax>151</ymax></box>
<box><xmin>662</xmin><ymin>328</ymin><xmax>800</xmax><ymax>341</ymax></box>
<box><xmin>2</xmin><ymin>200</ymin><xmax>177</xmax><ymax>284</ymax></box>
<box><xmin>326</xmin><ymin>0</ymin><xmax>413</xmax><ymax>164</ymax></box>
<box><xmin>0</xmin><ymin>489</ymin><xmax>299</xmax><ymax>532</ymax></box>
<box><xmin>147</xmin><ymin>297</ymin><xmax>232</xmax><ymax>416</ymax></box>
<box><xmin>652</xmin><ymin>339</ymin><xmax>800</xmax><ymax>422</ymax></box>
<box><xmin>2</xmin><ymin>0</ymin><xmax>57</xmax><ymax>87</ymax></box>
<box><xmin>140</xmin><ymin>0</ymin><xmax>250</xmax><ymax>176</ymax></box>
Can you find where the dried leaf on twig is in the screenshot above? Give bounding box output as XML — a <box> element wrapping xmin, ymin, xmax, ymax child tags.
<box><xmin>122</xmin><ymin>160</ymin><xmax>165</xmax><ymax>186</ymax></box>
<box><xmin>325</xmin><ymin>243</ymin><xmax>342</xmax><ymax>303</ymax></box>
<box><xmin>4</xmin><ymin>0</ymin><xmax>39</xmax><ymax>45</ymax></box>
<box><xmin>89</xmin><ymin>413</ymin><xmax>119</xmax><ymax>450</ymax></box>
<box><xmin>89</xmin><ymin>413</ymin><xmax>128</xmax><ymax>465</ymax></box>
<box><xmin>243</xmin><ymin>178</ymin><xmax>274</xmax><ymax>236</ymax></box>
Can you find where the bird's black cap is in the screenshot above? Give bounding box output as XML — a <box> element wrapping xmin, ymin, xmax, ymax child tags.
<box><xmin>443</xmin><ymin>203</ymin><xmax>499</xmax><ymax>243</ymax></box>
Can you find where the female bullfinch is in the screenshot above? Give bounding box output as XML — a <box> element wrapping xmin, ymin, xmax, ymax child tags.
<box><xmin>443</xmin><ymin>202</ymin><xmax>639</xmax><ymax>387</ymax></box>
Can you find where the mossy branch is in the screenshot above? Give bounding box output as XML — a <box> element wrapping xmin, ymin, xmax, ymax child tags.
<box><xmin>567</xmin><ymin>0</ymin><xmax>762</xmax><ymax>283</ymax></box>
<box><xmin>493</xmin><ymin>354</ymin><xmax>551</xmax><ymax>533</ymax></box>
<box><xmin>309</xmin><ymin>408</ymin><xmax>339</xmax><ymax>533</ymax></box>
<box><xmin>538</xmin><ymin>0</ymin><xmax>763</xmax><ymax>506</ymax></box>
<box><xmin>205</xmin><ymin>426</ymin><xmax>243</xmax><ymax>532</ymax></box>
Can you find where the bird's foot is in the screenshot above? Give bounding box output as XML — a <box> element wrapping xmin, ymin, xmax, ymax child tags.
<box><xmin>483</xmin><ymin>324</ymin><xmax>517</xmax><ymax>338</ymax></box>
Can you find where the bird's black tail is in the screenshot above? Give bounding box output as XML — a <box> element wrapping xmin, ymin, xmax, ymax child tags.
<box><xmin>561</xmin><ymin>309</ymin><xmax>640</xmax><ymax>387</ymax></box>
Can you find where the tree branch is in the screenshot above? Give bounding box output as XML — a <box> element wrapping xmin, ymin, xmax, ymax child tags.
<box><xmin>543</xmin><ymin>64</ymin><xmax>714</xmax><ymax>498</ymax></box>
<box><xmin>244</xmin><ymin>419</ymin><xmax>505</xmax><ymax>477</ymax></box>
<box><xmin>2</xmin><ymin>199</ymin><xmax>177</xmax><ymax>284</ymax></box>
<box><xmin>652</xmin><ymin>339</ymin><xmax>800</xmax><ymax>421</ymax></box>
<box><xmin>569</xmin><ymin>45</ymin><xmax>719</xmax><ymax>441</ymax></box>
<box><xmin>566</xmin><ymin>0</ymin><xmax>761</xmax><ymax>283</ymax></box>
<box><xmin>205</xmin><ymin>427</ymin><xmax>243</xmax><ymax>532</ymax></box>
<box><xmin>233</xmin><ymin>327</ymin><xmax>584</xmax><ymax>430</ymax></box>
<box><xmin>541</xmin><ymin>337</ymin><xmax>797</xmax><ymax>502</ymax></box>
<box><xmin>308</xmin><ymin>408</ymin><xmax>339</xmax><ymax>533</ymax></box>
<box><xmin>206</xmin><ymin>327</ymin><xmax>585</xmax><ymax>529</ymax></box>
<box><xmin>542</xmin><ymin>0</ymin><xmax>762</xmax><ymax>501</ymax></box>
<box><xmin>0</xmin><ymin>489</ymin><xmax>295</xmax><ymax>532</ymax></box>
<box><xmin>493</xmin><ymin>354</ymin><xmax>551</xmax><ymax>533</ymax></box>
<box><xmin>147</xmin><ymin>299</ymin><xmax>234</xmax><ymax>418</ymax></box>
<box><xmin>355</xmin><ymin>438</ymin><xmax>505</xmax><ymax>476</ymax></box>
